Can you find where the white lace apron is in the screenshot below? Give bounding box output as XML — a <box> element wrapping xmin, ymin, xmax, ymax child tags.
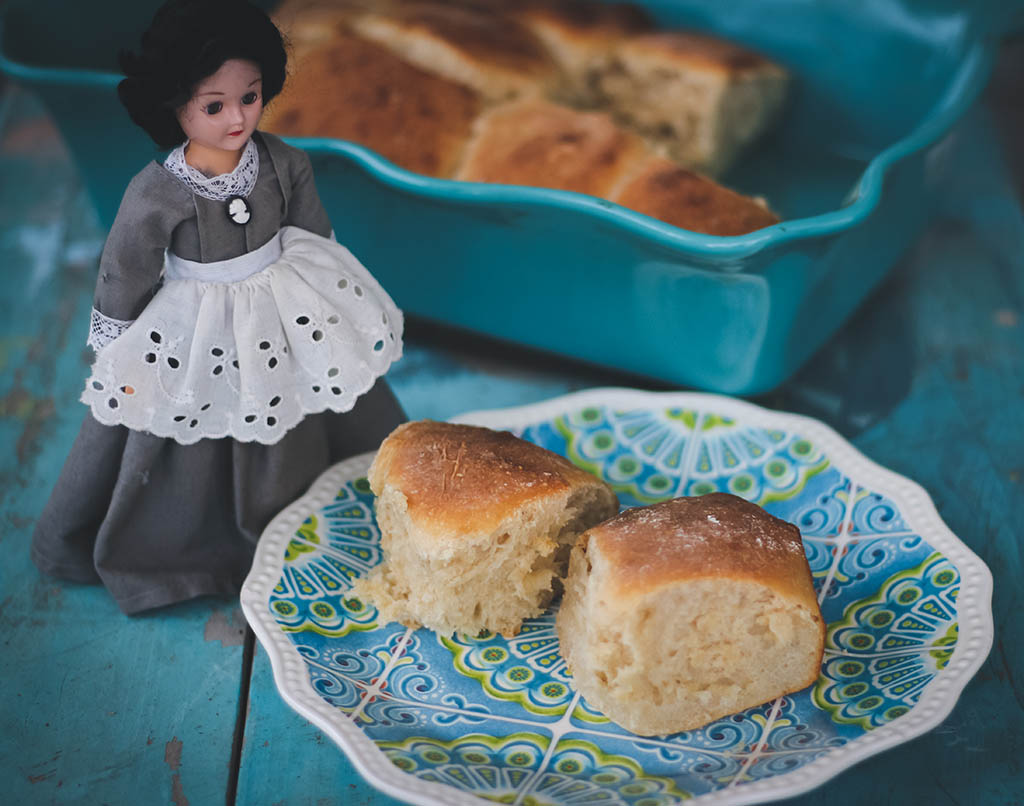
<box><xmin>81</xmin><ymin>226</ymin><xmax>403</xmax><ymax>445</ymax></box>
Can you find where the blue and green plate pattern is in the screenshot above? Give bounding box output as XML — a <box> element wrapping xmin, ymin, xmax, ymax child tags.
<box><xmin>241</xmin><ymin>389</ymin><xmax>992</xmax><ymax>806</ymax></box>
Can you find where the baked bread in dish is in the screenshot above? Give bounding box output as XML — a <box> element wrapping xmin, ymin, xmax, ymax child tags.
<box><xmin>267</xmin><ymin>0</ymin><xmax>788</xmax><ymax>233</ymax></box>
<box><xmin>351</xmin><ymin>420</ymin><xmax>619</xmax><ymax>638</ymax></box>
<box><xmin>557</xmin><ymin>493</ymin><xmax>824</xmax><ymax>735</ymax></box>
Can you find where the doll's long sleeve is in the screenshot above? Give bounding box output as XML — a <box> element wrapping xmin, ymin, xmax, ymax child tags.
<box><xmin>282</xmin><ymin>149</ymin><xmax>333</xmax><ymax>238</ymax></box>
<box><xmin>88</xmin><ymin>166</ymin><xmax>192</xmax><ymax>350</ymax></box>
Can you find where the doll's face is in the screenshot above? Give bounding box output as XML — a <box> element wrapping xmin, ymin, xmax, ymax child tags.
<box><xmin>176</xmin><ymin>59</ymin><xmax>263</xmax><ymax>153</ymax></box>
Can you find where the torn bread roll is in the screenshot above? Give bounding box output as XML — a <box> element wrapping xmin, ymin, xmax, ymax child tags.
<box><xmin>351</xmin><ymin>420</ymin><xmax>619</xmax><ymax>638</ymax></box>
<box><xmin>557</xmin><ymin>493</ymin><xmax>824</xmax><ymax>736</ymax></box>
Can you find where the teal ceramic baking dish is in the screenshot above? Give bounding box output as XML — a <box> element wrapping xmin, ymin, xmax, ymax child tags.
<box><xmin>1</xmin><ymin>0</ymin><xmax>1015</xmax><ymax>394</ymax></box>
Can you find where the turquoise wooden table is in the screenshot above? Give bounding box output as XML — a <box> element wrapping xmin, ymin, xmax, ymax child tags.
<box><xmin>2</xmin><ymin>40</ymin><xmax>1022</xmax><ymax>805</ymax></box>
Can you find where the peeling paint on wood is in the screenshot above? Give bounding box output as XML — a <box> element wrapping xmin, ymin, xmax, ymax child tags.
<box><xmin>165</xmin><ymin>737</ymin><xmax>190</xmax><ymax>806</ymax></box>
<box><xmin>171</xmin><ymin>776</ymin><xmax>190</xmax><ymax>806</ymax></box>
<box><xmin>163</xmin><ymin>737</ymin><xmax>182</xmax><ymax>772</ymax></box>
<box><xmin>204</xmin><ymin>606</ymin><xmax>247</xmax><ymax>648</ymax></box>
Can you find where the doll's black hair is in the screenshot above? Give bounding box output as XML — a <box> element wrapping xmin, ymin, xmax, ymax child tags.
<box><xmin>117</xmin><ymin>0</ymin><xmax>287</xmax><ymax>148</ymax></box>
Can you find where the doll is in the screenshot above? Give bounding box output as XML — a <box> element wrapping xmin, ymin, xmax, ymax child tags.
<box><xmin>31</xmin><ymin>0</ymin><xmax>406</xmax><ymax>614</ymax></box>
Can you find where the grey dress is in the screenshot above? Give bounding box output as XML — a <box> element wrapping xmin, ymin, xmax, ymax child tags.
<box><xmin>31</xmin><ymin>132</ymin><xmax>405</xmax><ymax>614</ymax></box>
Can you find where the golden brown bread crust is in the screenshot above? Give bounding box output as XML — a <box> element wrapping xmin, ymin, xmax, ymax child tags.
<box><xmin>351</xmin><ymin>1</ymin><xmax>557</xmax><ymax>99</ymax></box>
<box><xmin>610</xmin><ymin>158</ymin><xmax>779</xmax><ymax>235</ymax></box>
<box><xmin>393</xmin><ymin>2</ymin><xmax>550</xmax><ymax>71</ymax></box>
<box><xmin>513</xmin><ymin>0</ymin><xmax>652</xmax><ymax>50</ymax></box>
<box><xmin>369</xmin><ymin>420</ymin><xmax>613</xmax><ymax>536</ymax></box>
<box><xmin>358</xmin><ymin>417</ymin><xmax>620</xmax><ymax>637</ymax></box>
<box><xmin>558</xmin><ymin>492</ymin><xmax>824</xmax><ymax>734</ymax></box>
<box><xmin>617</xmin><ymin>31</ymin><xmax>783</xmax><ymax>75</ymax></box>
<box><xmin>457</xmin><ymin>98</ymin><xmax>647</xmax><ymax>197</ymax></box>
<box><xmin>587</xmin><ymin>493</ymin><xmax>815</xmax><ymax>603</ymax></box>
<box><xmin>386</xmin><ymin>2</ymin><xmax>552</xmax><ymax>74</ymax></box>
<box><xmin>263</xmin><ymin>33</ymin><xmax>480</xmax><ymax>177</ymax></box>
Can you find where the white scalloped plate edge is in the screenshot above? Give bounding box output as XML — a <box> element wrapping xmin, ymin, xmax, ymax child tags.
<box><xmin>240</xmin><ymin>387</ymin><xmax>994</xmax><ymax>806</ymax></box>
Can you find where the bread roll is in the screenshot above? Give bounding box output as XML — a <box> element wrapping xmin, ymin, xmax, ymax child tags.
<box><xmin>510</xmin><ymin>0</ymin><xmax>652</xmax><ymax>106</ymax></box>
<box><xmin>348</xmin><ymin>1</ymin><xmax>558</xmax><ymax>102</ymax></box>
<box><xmin>599</xmin><ymin>32</ymin><xmax>789</xmax><ymax>175</ymax></box>
<box><xmin>610</xmin><ymin>156</ymin><xmax>779</xmax><ymax>235</ymax></box>
<box><xmin>457</xmin><ymin>97</ymin><xmax>648</xmax><ymax>197</ymax></box>
<box><xmin>352</xmin><ymin>421</ymin><xmax>619</xmax><ymax>638</ymax></box>
<box><xmin>263</xmin><ymin>32</ymin><xmax>481</xmax><ymax>178</ymax></box>
<box><xmin>557</xmin><ymin>493</ymin><xmax>824</xmax><ymax>736</ymax></box>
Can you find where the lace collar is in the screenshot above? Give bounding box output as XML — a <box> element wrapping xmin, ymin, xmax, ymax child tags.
<box><xmin>163</xmin><ymin>137</ymin><xmax>259</xmax><ymax>201</ymax></box>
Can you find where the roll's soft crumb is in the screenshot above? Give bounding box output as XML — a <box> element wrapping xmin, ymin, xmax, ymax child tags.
<box><xmin>352</xmin><ymin>420</ymin><xmax>619</xmax><ymax>638</ymax></box>
<box><xmin>598</xmin><ymin>32</ymin><xmax>789</xmax><ymax>175</ymax></box>
<box><xmin>557</xmin><ymin>493</ymin><xmax>824</xmax><ymax>736</ymax></box>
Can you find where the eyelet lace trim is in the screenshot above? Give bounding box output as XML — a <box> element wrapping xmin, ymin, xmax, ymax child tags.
<box><xmin>88</xmin><ymin>307</ymin><xmax>135</xmax><ymax>351</ymax></box>
<box><xmin>163</xmin><ymin>138</ymin><xmax>259</xmax><ymax>201</ymax></box>
<box><xmin>80</xmin><ymin>228</ymin><xmax>404</xmax><ymax>446</ymax></box>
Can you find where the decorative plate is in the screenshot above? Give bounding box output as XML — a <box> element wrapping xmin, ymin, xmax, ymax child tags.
<box><xmin>240</xmin><ymin>389</ymin><xmax>993</xmax><ymax>805</ymax></box>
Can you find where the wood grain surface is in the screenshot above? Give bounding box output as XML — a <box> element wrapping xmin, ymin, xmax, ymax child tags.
<box><xmin>1</xmin><ymin>37</ymin><xmax>1021</xmax><ymax>806</ymax></box>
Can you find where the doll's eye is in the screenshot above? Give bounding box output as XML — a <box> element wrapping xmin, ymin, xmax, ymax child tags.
<box><xmin>204</xmin><ymin>101</ymin><xmax>223</xmax><ymax>115</ymax></box>
<box><xmin>242</xmin><ymin>91</ymin><xmax>259</xmax><ymax>105</ymax></box>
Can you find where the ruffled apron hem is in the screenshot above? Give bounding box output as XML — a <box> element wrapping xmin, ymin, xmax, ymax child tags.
<box><xmin>80</xmin><ymin>226</ymin><xmax>403</xmax><ymax>446</ymax></box>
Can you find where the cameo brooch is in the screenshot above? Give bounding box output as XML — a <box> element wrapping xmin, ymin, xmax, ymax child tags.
<box><xmin>226</xmin><ymin>196</ymin><xmax>252</xmax><ymax>225</ymax></box>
